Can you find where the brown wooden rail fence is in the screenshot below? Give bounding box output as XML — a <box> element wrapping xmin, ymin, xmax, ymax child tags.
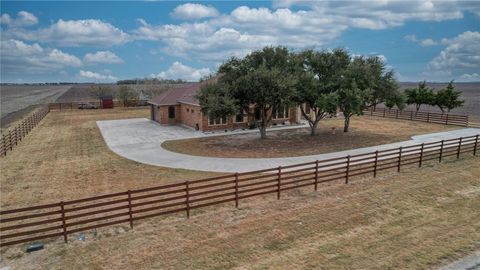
<box><xmin>365</xmin><ymin>107</ymin><xmax>468</xmax><ymax>127</ymax></box>
<box><xmin>0</xmin><ymin>135</ymin><xmax>478</xmax><ymax>247</ymax></box>
<box><xmin>0</xmin><ymin>106</ymin><xmax>49</xmax><ymax>157</ymax></box>
<box><xmin>48</xmin><ymin>100</ymin><xmax>149</xmax><ymax>111</ymax></box>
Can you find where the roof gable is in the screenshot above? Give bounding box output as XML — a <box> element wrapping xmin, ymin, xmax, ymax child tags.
<box><xmin>148</xmin><ymin>76</ymin><xmax>219</xmax><ymax>106</ymax></box>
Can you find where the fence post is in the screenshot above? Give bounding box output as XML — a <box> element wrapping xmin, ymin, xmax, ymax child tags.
<box><xmin>277</xmin><ymin>166</ymin><xmax>282</xmax><ymax>200</ymax></box>
<box><xmin>445</xmin><ymin>114</ymin><xmax>449</xmax><ymax>125</ymax></box>
<box><xmin>474</xmin><ymin>135</ymin><xmax>479</xmax><ymax>156</ymax></box>
<box><xmin>234</xmin><ymin>173</ymin><xmax>239</xmax><ymax>208</ymax></box>
<box><xmin>427</xmin><ymin>112</ymin><xmax>430</xmax><ymax>123</ymax></box>
<box><xmin>439</xmin><ymin>140</ymin><xmax>444</xmax><ymax>162</ymax></box>
<box><xmin>373</xmin><ymin>150</ymin><xmax>378</xmax><ymax>177</ymax></box>
<box><xmin>2</xmin><ymin>136</ymin><xmax>5</xmax><ymax>156</ymax></box>
<box><xmin>419</xmin><ymin>143</ymin><xmax>424</xmax><ymax>168</ymax></box>
<box><xmin>127</xmin><ymin>190</ymin><xmax>133</xmax><ymax>229</ymax></box>
<box><xmin>345</xmin><ymin>155</ymin><xmax>350</xmax><ymax>184</ymax></box>
<box><xmin>410</xmin><ymin>111</ymin><xmax>413</xmax><ymax>120</ymax></box>
<box><xmin>314</xmin><ymin>160</ymin><xmax>319</xmax><ymax>191</ymax></box>
<box><xmin>14</xmin><ymin>128</ymin><xmax>18</xmax><ymax>145</ymax></box>
<box><xmin>457</xmin><ymin>137</ymin><xmax>463</xmax><ymax>159</ymax></box>
<box><xmin>185</xmin><ymin>181</ymin><xmax>190</xmax><ymax>218</ymax></box>
<box><xmin>8</xmin><ymin>131</ymin><xmax>13</xmax><ymax>150</ymax></box>
<box><xmin>383</xmin><ymin>108</ymin><xmax>386</xmax><ymax>117</ymax></box>
<box><xmin>60</xmin><ymin>201</ymin><xmax>68</xmax><ymax>243</ymax></box>
<box><xmin>395</xmin><ymin>109</ymin><xmax>398</xmax><ymax>119</ymax></box>
<box><xmin>397</xmin><ymin>147</ymin><xmax>402</xmax><ymax>172</ymax></box>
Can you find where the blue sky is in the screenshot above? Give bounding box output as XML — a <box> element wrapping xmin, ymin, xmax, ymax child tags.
<box><xmin>1</xmin><ymin>1</ymin><xmax>479</xmax><ymax>83</ymax></box>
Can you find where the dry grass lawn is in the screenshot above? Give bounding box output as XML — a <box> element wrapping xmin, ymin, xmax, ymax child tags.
<box><xmin>1</xmin><ymin>156</ymin><xmax>479</xmax><ymax>269</ymax></box>
<box><xmin>162</xmin><ymin>116</ymin><xmax>459</xmax><ymax>158</ymax></box>
<box><xmin>0</xmin><ymin>108</ymin><xmax>219</xmax><ymax>209</ymax></box>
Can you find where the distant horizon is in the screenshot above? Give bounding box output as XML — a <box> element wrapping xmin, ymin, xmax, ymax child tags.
<box><xmin>1</xmin><ymin>80</ymin><xmax>480</xmax><ymax>85</ymax></box>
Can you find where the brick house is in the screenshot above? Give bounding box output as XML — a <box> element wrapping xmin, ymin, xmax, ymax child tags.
<box><xmin>148</xmin><ymin>81</ymin><xmax>301</xmax><ymax>132</ymax></box>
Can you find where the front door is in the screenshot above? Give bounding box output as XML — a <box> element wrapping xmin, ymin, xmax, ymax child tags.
<box><xmin>168</xmin><ymin>106</ymin><xmax>176</xmax><ymax>124</ymax></box>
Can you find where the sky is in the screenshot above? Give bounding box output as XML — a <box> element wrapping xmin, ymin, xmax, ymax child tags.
<box><xmin>1</xmin><ymin>0</ymin><xmax>479</xmax><ymax>83</ymax></box>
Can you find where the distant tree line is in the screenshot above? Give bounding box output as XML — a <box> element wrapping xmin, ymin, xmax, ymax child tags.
<box><xmin>197</xmin><ymin>46</ymin><xmax>464</xmax><ymax>139</ymax></box>
<box><xmin>404</xmin><ymin>80</ymin><xmax>464</xmax><ymax>113</ymax></box>
<box><xmin>116</xmin><ymin>78</ymin><xmax>186</xmax><ymax>85</ymax></box>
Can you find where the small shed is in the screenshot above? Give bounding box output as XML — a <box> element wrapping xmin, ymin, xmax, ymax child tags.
<box><xmin>100</xmin><ymin>95</ymin><xmax>114</xmax><ymax>109</ymax></box>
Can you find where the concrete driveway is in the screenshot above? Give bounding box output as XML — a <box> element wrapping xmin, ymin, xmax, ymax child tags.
<box><xmin>97</xmin><ymin>118</ymin><xmax>480</xmax><ymax>173</ymax></box>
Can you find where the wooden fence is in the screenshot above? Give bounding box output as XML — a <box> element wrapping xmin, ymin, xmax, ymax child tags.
<box><xmin>0</xmin><ymin>106</ymin><xmax>49</xmax><ymax>157</ymax></box>
<box><xmin>1</xmin><ymin>134</ymin><xmax>478</xmax><ymax>247</ymax></box>
<box><xmin>365</xmin><ymin>107</ymin><xmax>469</xmax><ymax>127</ymax></box>
<box><xmin>48</xmin><ymin>100</ymin><xmax>149</xmax><ymax>111</ymax></box>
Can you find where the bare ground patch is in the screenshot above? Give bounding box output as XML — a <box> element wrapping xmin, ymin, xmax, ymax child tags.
<box><xmin>162</xmin><ymin>116</ymin><xmax>459</xmax><ymax>158</ymax></box>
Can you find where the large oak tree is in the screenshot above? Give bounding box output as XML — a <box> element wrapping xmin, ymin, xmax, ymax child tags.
<box><xmin>197</xmin><ymin>46</ymin><xmax>296</xmax><ymax>139</ymax></box>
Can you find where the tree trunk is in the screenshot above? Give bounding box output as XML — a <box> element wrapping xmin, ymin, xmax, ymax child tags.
<box><xmin>259</xmin><ymin>125</ymin><xmax>267</xmax><ymax>139</ymax></box>
<box><xmin>343</xmin><ymin>115</ymin><xmax>350</xmax><ymax>132</ymax></box>
<box><xmin>258</xmin><ymin>108</ymin><xmax>269</xmax><ymax>139</ymax></box>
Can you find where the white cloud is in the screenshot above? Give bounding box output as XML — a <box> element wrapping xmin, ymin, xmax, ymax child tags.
<box><xmin>171</xmin><ymin>3</ymin><xmax>219</xmax><ymax>20</ymax></box>
<box><xmin>79</xmin><ymin>70</ymin><xmax>117</xmax><ymax>81</ymax></box>
<box><xmin>0</xmin><ymin>11</ymin><xmax>38</xmax><ymax>27</ymax></box>
<box><xmin>84</xmin><ymin>51</ymin><xmax>123</xmax><ymax>64</ymax></box>
<box><xmin>419</xmin><ymin>38</ymin><xmax>438</xmax><ymax>47</ymax></box>
<box><xmin>151</xmin><ymin>61</ymin><xmax>212</xmax><ymax>81</ymax></box>
<box><xmin>404</xmin><ymin>34</ymin><xmax>438</xmax><ymax>46</ymax></box>
<box><xmin>428</xmin><ymin>31</ymin><xmax>480</xmax><ymax>70</ymax></box>
<box><xmin>404</xmin><ymin>34</ymin><xmax>417</xmax><ymax>42</ymax></box>
<box><xmin>1</xmin><ymin>39</ymin><xmax>82</xmax><ymax>74</ymax></box>
<box><xmin>0</xmin><ymin>14</ymin><xmax>11</xmax><ymax>25</ymax></box>
<box><xmin>459</xmin><ymin>73</ymin><xmax>480</xmax><ymax>82</ymax></box>
<box><xmin>134</xmin><ymin>1</ymin><xmax>480</xmax><ymax>63</ymax></box>
<box><xmin>4</xmin><ymin>19</ymin><xmax>129</xmax><ymax>47</ymax></box>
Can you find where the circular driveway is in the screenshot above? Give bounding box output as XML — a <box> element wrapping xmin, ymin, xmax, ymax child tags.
<box><xmin>96</xmin><ymin>118</ymin><xmax>479</xmax><ymax>173</ymax></box>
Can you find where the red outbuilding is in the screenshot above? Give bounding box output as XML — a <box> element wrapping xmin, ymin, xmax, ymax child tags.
<box><xmin>100</xmin><ymin>95</ymin><xmax>114</xmax><ymax>109</ymax></box>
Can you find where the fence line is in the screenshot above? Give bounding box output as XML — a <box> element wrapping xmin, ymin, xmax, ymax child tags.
<box><xmin>365</xmin><ymin>107</ymin><xmax>469</xmax><ymax>127</ymax></box>
<box><xmin>1</xmin><ymin>134</ymin><xmax>478</xmax><ymax>247</ymax></box>
<box><xmin>48</xmin><ymin>100</ymin><xmax>149</xmax><ymax>111</ymax></box>
<box><xmin>0</xmin><ymin>106</ymin><xmax>49</xmax><ymax>157</ymax></box>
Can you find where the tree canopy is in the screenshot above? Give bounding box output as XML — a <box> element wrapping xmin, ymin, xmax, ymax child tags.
<box><xmin>405</xmin><ymin>81</ymin><xmax>436</xmax><ymax>113</ymax></box>
<box><xmin>434</xmin><ymin>81</ymin><xmax>464</xmax><ymax>113</ymax></box>
<box><xmin>197</xmin><ymin>45</ymin><xmax>401</xmax><ymax>137</ymax></box>
<box><xmin>197</xmin><ymin>46</ymin><xmax>296</xmax><ymax>139</ymax></box>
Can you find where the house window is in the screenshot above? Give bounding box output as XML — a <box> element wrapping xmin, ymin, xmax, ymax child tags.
<box><xmin>208</xmin><ymin>116</ymin><xmax>227</xmax><ymax>126</ymax></box>
<box><xmin>168</xmin><ymin>106</ymin><xmax>176</xmax><ymax>119</ymax></box>
<box><xmin>234</xmin><ymin>109</ymin><xmax>246</xmax><ymax>123</ymax></box>
<box><xmin>191</xmin><ymin>109</ymin><xmax>194</xmax><ymax>113</ymax></box>
<box><xmin>272</xmin><ymin>106</ymin><xmax>289</xmax><ymax>119</ymax></box>
<box><xmin>186</xmin><ymin>108</ymin><xmax>190</xmax><ymax>112</ymax></box>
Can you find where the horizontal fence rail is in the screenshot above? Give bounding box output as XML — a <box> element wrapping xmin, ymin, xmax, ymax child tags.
<box><xmin>0</xmin><ymin>135</ymin><xmax>478</xmax><ymax>247</ymax></box>
<box><xmin>365</xmin><ymin>107</ymin><xmax>468</xmax><ymax>127</ymax></box>
<box><xmin>0</xmin><ymin>106</ymin><xmax>49</xmax><ymax>157</ymax></box>
<box><xmin>48</xmin><ymin>100</ymin><xmax>149</xmax><ymax>111</ymax></box>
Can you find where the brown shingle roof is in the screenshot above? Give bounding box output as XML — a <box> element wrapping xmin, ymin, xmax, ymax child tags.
<box><xmin>148</xmin><ymin>76</ymin><xmax>219</xmax><ymax>106</ymax></box>
<box><xmin>148</xmin><ymin>83</ymin><xmax>200</xmax><ymax>106</ymax></box>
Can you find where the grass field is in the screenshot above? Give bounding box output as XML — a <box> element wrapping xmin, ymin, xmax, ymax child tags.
<box><xmin>0</xmin><ymin>108</ymin><xmax>218</xmax><ymax>209</ymax></box>
<box><xmin>1</xmin><ymin>108</ymin><xmax>478</xmax><ymax>269</ymax></box>
<box><xmin>162</xmin><ymin>116</ymin><xmax>459</xmax><ymax>158</ymax></box>
<box><xmin>1</xmin><ymin>156</ymin><xmax>478</xmax><ymax>269</ymax></box>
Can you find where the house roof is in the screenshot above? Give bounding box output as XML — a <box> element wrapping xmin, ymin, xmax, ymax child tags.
<box><xmin>148</xmin><ymin>76</ymin><xmax>219</xmax><ymax>106</ymax></box>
